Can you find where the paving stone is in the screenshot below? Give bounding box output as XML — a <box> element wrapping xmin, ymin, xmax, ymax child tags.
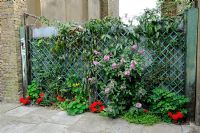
<box><xmin>0</xmin><ymin>121</ymin><xmax>36</xmax><ymax>133</ymax></box>
<box><xmin>0</xmin><ymin>103</ymin><xmax>20</xmax><ymax>114</ymax></box>
<box><xmin>68</xmin><ymin>113</ymin><xmax>117</xmax><ymax>133</ymax></box>
<box><xmin>14</xmin><ymin>107</ymin><xmax>58</xmax><ymax>124</ymax></box>
<box><xmin>46</xmin><ymin>111</ymin><xmax>83</xmax><ymax>127</ymax></box>
<box><xmin>111</xmin><ymin>119</ymin><xmax>143</xmax><ymax>133</ymax></box>
<box><xmin>4</xmin><ymin>106</ymin><xmax>38</xmax><ymax>117</ymax></box>
<box><xmin>28</xmin><ymin>123</ymin><xmax>68</xmax><ymax>133</ymax></box>
<box><xmin>181</xmin><ymin>124</ymin><xmax>193</xmax><ymax>133</ymax></box>
<box><xmin>185</xmin><ymin>123</ymin><xmax>200</xmax><ymax>133</ymax></box>
<box><xmin>142</xmin><ymin>123</ymin><xmax>182</xmax><ymax>133</ymax></box>
<box><xmin>0</xmin><ymin>104</ymin><xmax>199</xmax><ymax>133</ymax></box>
<box><xmin>0</xmin><ymin>116</ymin><xmax>14</xmax><ymax>129</ymax></box>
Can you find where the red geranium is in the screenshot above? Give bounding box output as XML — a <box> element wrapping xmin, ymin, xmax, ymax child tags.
<box><xmin>36</xmin><ymin>97</ymin><xmax>43</xmax><ymax>104</ymax></box>
<box><xmin>168</xmin><ymin>112</ymin><xmax>173</xmax><ymax>117</ymax></box>
<box><xmin>143</xmin><ymin>109</ymin><xmax>148</xmax><ymax>113</ymax></box>
<box><xmin>168</xmin><ymin>111</ymin><xmax>184</xmax><ymax>122</ymax></box>
<box><xmin>19</xmin><ymin>96</ymin><xmax>31</xmax><ymax>105</ymax></box>
<box><xmin>89</xmin><ymin>101</ymin><xmax>105</xmax><ymax>113</ymax></box>
<box><xmin>39</xmin><ymin>93</ymin><xmax>45</xmax><ymax>98</ymax></box>
<box><xmin>57</xmin><ymin>95</ymin><xmax>65</xmax><ymax>102</ymax></box>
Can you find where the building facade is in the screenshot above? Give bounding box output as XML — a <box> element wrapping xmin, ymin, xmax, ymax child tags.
<box><xmin>27</xmin><ymin>0</ymin><xmax>119</xmax><ymax>23</ymax></box>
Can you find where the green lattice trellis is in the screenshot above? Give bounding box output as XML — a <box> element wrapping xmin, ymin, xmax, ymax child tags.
<box><xmin>28</xmin><ymin>16</ymin><xmax>186</xmax><ymax>103</ymax></box>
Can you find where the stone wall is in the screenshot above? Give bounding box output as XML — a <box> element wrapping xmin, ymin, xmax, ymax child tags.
<box><xmin>0</xmin><ymin>0</ymin><xmax>26</xmax><ymax>102</ymax></box>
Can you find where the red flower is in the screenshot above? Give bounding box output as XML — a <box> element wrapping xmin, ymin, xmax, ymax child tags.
<box><xmin>39</xmin><ymin>93</ymin><xmax>44</xmax><ymax>98</ymax></box>
<box><xmin>91</xmin><ymin>108</ymin><xmax>97</xmax><ymax>112</ymax></box>
<box><xmin>19</xmin><ymin>97</ymin><xmax>30</xmax><ymax>105</ymax></box>
<box><xmin>23</xmin><ymin>99</ymin><xmax>30</xmax><ymax>105</ymax></box>
<box><xmin>36</xmin><ymin>97</ymin><xmax>43</xmax><ymax>104</ymax></box>
<box><xmin>168</xmin><ymin>112</ymin><xmax>173</xmax><ymax>117</ymax></box>
<box><xmin>100</xmin><ymin>105</ymin><xmax>105</xmax><ymax>112</ymax></box>
<box><xmin>176</xmin><ymin>111</ymin><xmax>184</xmax><ymax>119</ymax></box>
<box><xmin>89</xmin><ymin>101</ymin><xmax>105</xmax><ymax>113</ymax></box>
<box><xmin>57</xmin><ymin>95</ymin><xmax>65</xmax><ymax>102</ymax></box>
<box><xmin>20</xmin><ymin>98</ymin><xmax>25</xmax><ymax>103</ymax></box>
<box><xmin>97</xmin><ymin>101</ymin><xmax>102</xmax><ymax>105</ymax></box>
<box><xmin>143</xmin><ymin>109</ymin><xmax>148</xmax><ymax>113</ymax></box>
<box><xmin>26</xmin><ymin>96</ymin><xmax>31</xmax><ymax>100</ymax></box>
<box><xmin>172</xmin><ymin>114</ymin><xmax>179</xmax><ymax>122</ymax></box>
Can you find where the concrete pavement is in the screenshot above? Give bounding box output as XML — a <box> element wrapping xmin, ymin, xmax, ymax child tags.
<box><xmin>0</xmin><ymin>103</ymin><xmax>199</xmax><ymax>133</ymax></box>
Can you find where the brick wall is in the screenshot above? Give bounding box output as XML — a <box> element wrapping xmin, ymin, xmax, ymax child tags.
<box><xmin>0</xmin><ymin>0</ymin><xmax>27</xmax><ymax>102</ymax></box>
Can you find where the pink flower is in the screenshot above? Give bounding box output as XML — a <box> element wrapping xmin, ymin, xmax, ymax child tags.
<box><xmin>138</xmin><ymin>50</ymin><xmax>145</xmax><ymax>55</ymax></box>
<box><xmin>130</xmin><ymin>61</ymin><xmax>137</xmax><ymax>70</ymax></box>
<box><xmin>104</xmin><ymin>55</ymin><xmax>110</xmax><ymax>61</ymax></box>
<box><xmin>135</xmin><ymin>102</ymin><xmax>142</xmax><ymax>108</ymax></box>
<box><xmin>88</xmin><ymin>77</ymin><xmax>93</xmax><ymax>82</ymax></box>
<box><xmin>112</xmin><ymin>63</ymin><xmax>117</xmax><ymax>69</ymax></box>
<box><xmin>93</xmin><ymin>61</ymin><xmax>100</xmax><ymax>66</ymax></box>
<box><xmin>94</xmin><ymin>50</ymin><xmax>101</xmax><ymax>55</ymax></box>
<box><xmin>131</xmin><ymin>44</ymin><xmax>138</xmax><ymax>51</ymax></box>
<box><xmin>124</xmin><ymin>70</ymin><xmax>131</xmax><ymax>76</ymax></box>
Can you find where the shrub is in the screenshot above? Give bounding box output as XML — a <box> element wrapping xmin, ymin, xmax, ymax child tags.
<box><xmin>147</xmin><ymin>87</ymin><xmax>189</xmax><ymax>122</ymax></box>
<box><xmin>89</xmin><ymin>42</ymin><xmax>145</xmax><ymax>117</ymax></box>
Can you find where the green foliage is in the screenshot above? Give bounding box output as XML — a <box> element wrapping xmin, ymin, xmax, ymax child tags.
<box><xmin>58</xmin><ymin>101</ymin><xmax>70</xmax><ymax>111</ymax></box>
<box><xmin>27</xmin><ymin>81</ymin><xmax>41</xmax><ymax>101</ymax></box>
<box><xmin>135</xmin><ymin>9</ymin><xmax>186</xmax><ymax>92</ymax></box>
<box><xmin>66</xmin><ymin>96</ymin><xmax>88</xmax><ymax>116</ymax></box>
<box><xmin>122</xmin><ymin>112</ymin><xmax>160</xmax><ymax>125</ymax></box>
<box><xmin>122</xmin><ymin>107</ymin><xmax>160</xmax><ymax>125</ymax></box>
<box><xmin>29</xmin><ymin>10</ymin><xmax>189</xmax><ymax>123</ymax></box>
<box><xmin>66</xmin><ymin>86</ymin><xmax>89</xmax><ymax>115</ymax></box>
<box><xmin>83</xmin><ymin>17</ymin><xmax>145</xmax><ymax>118</ymax></box>
<box><xmin>39</xmin><ymin>94</ymin><xmax>57</xmax><ymax>106</ymax></box>
<box><xmin>147</xmin><ymin>87</ymin><xmax>189</xmax><ymax>122</ymax></box>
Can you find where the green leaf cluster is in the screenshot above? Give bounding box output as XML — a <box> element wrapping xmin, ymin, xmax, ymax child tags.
<box><xmin>147</xmin><ymin>87</ymin><xmax>189</xmax><ymax>122</ymax></box>
<box><xmin>27</xmin><ymin>81</ymin><xmax>41</xmax><ymax>101</ymax></box>
<box><xmin>122</xmin><ymin>107</ymin><xmax>160</xmax><ymax>125</ymax></box>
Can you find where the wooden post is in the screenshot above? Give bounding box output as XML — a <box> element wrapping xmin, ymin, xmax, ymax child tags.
<box><xmin>185</xmin><ymin>8</ymin><xmax>198</xmax><ymax>121</ymax></box>
<box><xmin>196</xmin><ymin>1</ymin><xmax>200</xmax><ymax>125</ymax></box>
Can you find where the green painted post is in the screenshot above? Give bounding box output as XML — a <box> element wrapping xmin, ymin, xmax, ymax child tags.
<box><xmin>185</xmin><ymin>8</ymin><xmax>198</xmax><ymax>121</ymax></box>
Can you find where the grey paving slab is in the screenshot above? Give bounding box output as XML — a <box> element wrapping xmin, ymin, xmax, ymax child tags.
<box><xmin>0</xmin><ymin>104</ymin><xmax>199</xmax><ymax>133</ymax></box>
<box><xmin>4</xmin><ymin>106</ymin><xmax>38</xmax><ymax>117</ymax></box>
<box><xmin>14</xmin><ymin>107</ymin><xmax>58</xmax><ymax>124</ymax></box>
<box><xmin>46</xmin><ymin>111</ymin><xmax>84</xmax><ymax>127</ymax></box>
<box><xmin>68</xmin><ymin>113</ymin><xmax>118</xmax><ymax>133</ymax></box>
<box><xmin>110</xmin><ymin>119</ymin><xmax>144</xmax><ymax>133</ymax></box>
<box><xmin>142</xmin><ymin>123</ymin><xmax>182</xmax><ymax>133</ymax></box>
<box><xmin>181</xmin><ymin>124</ymin><xmax>193</xmax><ymax>133</ymax></box>
<box><xmin>0</xmin><ymin>121</ymin><xmax>36</xmax><ymax>133</ymax></box>
<box><xmin>183</xmin><ymin>123</ymin><xmax>200</xmax><ymax>133</ymax></box>
<box><xmin>0</xmin><ymin>103</ymin><xmax>20</xmax><ymax>114</ymax></box>
<box><xmin>28</xmin><ymin>123</ymin><xmax>73</xmax><ymax>133</ymax></box>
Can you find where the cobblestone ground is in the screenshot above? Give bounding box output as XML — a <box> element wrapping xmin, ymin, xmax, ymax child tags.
<box><xmin>0</xmin><ymin>103</ymin><xmax>199</xmax><ymax>133</ymax></box>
